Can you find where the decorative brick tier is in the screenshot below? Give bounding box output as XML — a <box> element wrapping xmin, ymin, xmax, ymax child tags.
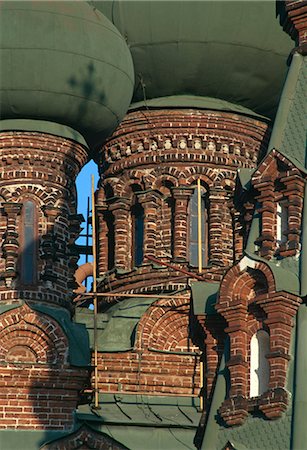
<box><xmin>0</xmin><ymin>131</ymin><xmax>88</xmax><ymax>308</ymax></box>
<box><xmin>96</xmin><ymin>108</ymin><xmax>270</xmax><ymax>293</ymax></box>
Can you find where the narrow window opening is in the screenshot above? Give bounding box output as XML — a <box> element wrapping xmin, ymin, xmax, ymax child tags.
<box><xmin>250</xmin><ymin>330</ymin><xmax>270</xmax><ymax>397</ymax></box>
<box><xmin>132</xmin><ymin>201</ymin><xmax>144</xmax><ymax>267</ymax></box>
<box><xmin>276</xmin><ymin>202</ymin><xmax>288</xmax><ymax>245</ymax></box>
<box><xmin>21</xmin><ymin>200</ymin><xmax>37</xmax><ymax>285</ymax></box>
<box><xmin>188</xmin><ymin>186</ymin><xmax>209</xmax><ymax>267</ymax></box>
<box><xmin>106</xmin><ymin>212</ymin><xmax>115</xmax><ymax>270</ymax></box>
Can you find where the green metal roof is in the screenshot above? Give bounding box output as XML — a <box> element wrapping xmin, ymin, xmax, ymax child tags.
<box><xmin>0</xmin><ymin>430</ymin><xmax>67</xmax><ymax>450</ymax></box>
<box><xmin>190</xmin><ymin>281</ymin><xmax>220</xmax><ymax>315</ymax></box>
<box><xmin>237</xmin><ymin>168</ymin><xmax>255</xmax><ymax>191</ymax></box>
<box><xmin>77</xmin><ymin>394</ymin><xmax>200</xmax><ymax>450</ymax></box>
<box><xmin>0</xmin><ymin>119</ymin><xmax>89</xmax><ymax>148</ymax></box>
<box><xmin>268</xmin><ymin>53</ymin><xmax>307</xmax><ymax>170</ymax></box>
<box><xmin>129</xmin><ymin>96</ymin><xmax>267</xmax><ymax>119</ymax></box>
<box><xmin>292</xmin><ymin>303</ymin><xmax>307</xmax><ymax>450</ymax></box>
<box><xmin>94</xmin><ymin>0</ymin><xmax>293</xmax><ymax>118</ymax></box>
<box><xmin>0</xmin><ymin>1</ymin><xmax>134</xmax><ymax>148</ymax></box>
<box><xmin>75</xmin><ymin>296</ymin><xmax>157</xmax><ymax>352</ymax></box>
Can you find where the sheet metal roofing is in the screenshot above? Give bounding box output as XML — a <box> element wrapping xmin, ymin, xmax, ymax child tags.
<box><xmin>94</xmin><ymin>0</ymin><xmax>293</xmax><ymax>118</ymax></box>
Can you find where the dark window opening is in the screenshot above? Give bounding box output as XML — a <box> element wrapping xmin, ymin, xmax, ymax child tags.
<box><xmin>132</xmin><ymin>201</ymin><xmax>144</xmax><ymax>267</ymax></box>
<box><xmin>106</xmin><ymin>212</ymin><xmax>115</xmax><ymax>270</ymax></box>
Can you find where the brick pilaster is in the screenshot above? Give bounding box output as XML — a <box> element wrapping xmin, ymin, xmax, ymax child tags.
<box><xmin>172</xmin><ymin>187</ymin><xmax>194</xmax><ymax>261</ymax></box>
<box><xmin>109</xmin><ymin>198</ymin><xmax>131</xmax><ymax>270</ymax></box>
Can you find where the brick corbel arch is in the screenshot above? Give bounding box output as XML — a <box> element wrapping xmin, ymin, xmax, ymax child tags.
<box><xmin>0</xmin><ymin>303</ymin><xmax>68</xmax><ymax>366</ymax></box>
<box><xmin>135</xmin><ymin>297</ymin><xmax>197</xmax><ymax>352</ymax></box>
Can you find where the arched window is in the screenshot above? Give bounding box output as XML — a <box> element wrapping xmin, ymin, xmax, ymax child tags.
<box><xmin>188</xmin><ymin>186</ymin><xmax>209</xmax><ymax>268</ymax></box>
<box><xmin>131</xmin><ymin>200</ymin><xmax>144</xmax><ymax>266</ymax></box>
<box><xmin>250</xmin><ymin>330</ymin><xmax>270</xmax><ymax>397</ymax></box>
<box><xmin>20</xmin><ymin>200</ymin><xmax>37</xmax><ymax>285</ymax></box>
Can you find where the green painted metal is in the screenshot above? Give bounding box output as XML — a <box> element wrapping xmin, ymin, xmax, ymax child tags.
<box><xmin>237</xmin><ymin>168</ymin><xmax>255</xmax><ymax>191</ymax></box>
<box><xmin>129</xmin><ymin>96</ymin><xmax>266</xmax><ymax>119</ymax></box>
<box><xmin>268</xmin><ymin>53</ymin><xmax>307</xmax><ymax>170</ymax></box>
<box><xmin>0</xmin><ymin>119</ymin><xmax>89</xmax><ymax>148</ymax></box>
<box><xmin>0</xmin><ymin>2</ymin><xmax>134</xmax><ymax>148</ymax></box>
<box><xmin>76</xmin><ymin>297</ymin><xmax>156</xmax><ymax>352</ymax></box>
<box><xmin>190</xmin><ymin>281</ymin><xmax>219</xmax><ymax>315</ymax></box>
<box><xmin>94</xmin><ymin>0</ymin><xmax>293</xmax><ymax>118</ymax></box>
<box><xmin>200</xmin><ymin>342</ymin><xmax>229</xmax><ymax>450</ymax></box>
<box><xmin>292</xmin><ymin>304</ymin><xmax>307</xmax><ymax>450</ymax></box>
<box><xmin>0</xmin><ymin>430</ymin><xmax>67</xmax><ymax>450</ymax></box>
<box><xmin>77</xmin><ymin>394</ymin><xmax>200</xmax><ymax>450</ymax></box>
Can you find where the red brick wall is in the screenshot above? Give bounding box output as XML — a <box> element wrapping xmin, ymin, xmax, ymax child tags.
<box><xmin>0</xmin><ymin>304</ymin><xmax>88</xmax><ymax>429</ymax></box>
<box><xmin>96</xmin><ymin>108</ymin><xmax>269</xmax><ymax>293</ymax></box>
<box><xmin>0</xmin><ymin>131</ymin><xmax>88</xmax><ymax>307</ymax></box>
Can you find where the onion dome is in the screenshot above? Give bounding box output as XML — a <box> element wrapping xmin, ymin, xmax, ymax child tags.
<box><xmin>93</xmin><ymin>1</ymin><xmax>293</xmax><ymax>118</ymax></box>
<box><xmin>0</xmin><ymin>1</ymin><xmax>134</xmax><ymax>148</ymax></box>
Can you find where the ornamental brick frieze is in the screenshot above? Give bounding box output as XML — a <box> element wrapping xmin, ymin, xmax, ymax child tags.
<box><xmin>99</xmin><ymin>110</ymin><xmax>269</xmax><ymax>181</ymax></box>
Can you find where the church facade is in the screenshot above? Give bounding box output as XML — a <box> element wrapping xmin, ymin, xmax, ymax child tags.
<box><xmin>0</xmin><ymin>1</ymin><xmax>306</xmax><ymax>449</ymax></box>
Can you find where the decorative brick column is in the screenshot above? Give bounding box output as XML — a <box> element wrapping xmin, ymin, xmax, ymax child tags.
<box><xmin>137</xmin><ymin>191</ymin><xmax>160</xmax><ymax>260</ymax></box>
<box><xmin>109</xmin><ymin>198</ymin><xmax>131</xmax><ymax>271</ymax></box>
<box><xmin>209</xmin><ymin>187</ymin><xmax>232</xmax><ymax>266</ymax></box>
<box><xmin>1</xmin><ymin>202</ymin><xmax>22</xmax><ymax>287</ymax></box>
<box><xmin>254</xmin><ymin>180</ymin><xmax>275</xmax><ymax>258</ymax></box>
<box><xmin>96</xmin><ymin>205</ymin><xmax>109</xmax><ymax>274</ymax></box>
<box><xmin>172</xmin><ymin>187</ymin><xmax>194</xmax><ymax>261</ymax></box>
<box><xmin>257</xmin><ymin>291</ymin><xmax>301</xmax><ymax>419</ymax></box>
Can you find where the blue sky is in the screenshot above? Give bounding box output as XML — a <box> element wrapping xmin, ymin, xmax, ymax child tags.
<box><xmin>76</xmin><ymin>159</ymin><xmax>99</xmax><ymax>279</ymax></box>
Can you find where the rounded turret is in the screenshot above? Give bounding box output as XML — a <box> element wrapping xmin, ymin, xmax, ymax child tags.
<box><xmin>94</xmin><ymin>0</ymin><xmax>293</xmax><ymax>118</ymax></box>
<box><xmin>0</xmin><ymin>1</ymin><xmax>134</xmax><ymax>147</ymax></box>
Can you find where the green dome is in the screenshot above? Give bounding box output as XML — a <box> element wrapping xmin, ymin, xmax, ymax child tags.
<box><xmin>93</xmin><ymin>1</ymin><xmax>293</xmax><ymax>118</ymax></box>
<box><xmin>0</xmin><ymin>2</ymin><xmax>134</xmax><ymax>147</ymax></box>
